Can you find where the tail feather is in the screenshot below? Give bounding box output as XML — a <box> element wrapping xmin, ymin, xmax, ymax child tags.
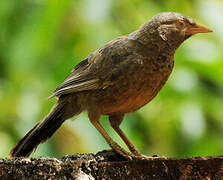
<box><xmin>10</xmin><ymin>100</ymin><xmax>67</xmax><ymax>157</ymax></box>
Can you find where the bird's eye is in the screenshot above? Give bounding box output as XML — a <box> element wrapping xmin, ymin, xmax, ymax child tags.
<box><xmin>177</xmin><ymin>20</ymin><xmax>185</xmax><ymax>28</ymax></box>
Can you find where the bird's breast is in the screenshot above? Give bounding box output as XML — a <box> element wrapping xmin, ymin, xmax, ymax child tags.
<box><xmin>94</xmin><ymin>56</ymin><xmax>174</xmax><ymax>115</ymax></box>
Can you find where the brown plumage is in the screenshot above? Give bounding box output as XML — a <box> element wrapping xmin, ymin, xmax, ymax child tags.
<box><xmin>10</xmin><ymin>12</ymin><xmax>212</xmax><ymax>159</ymax></box>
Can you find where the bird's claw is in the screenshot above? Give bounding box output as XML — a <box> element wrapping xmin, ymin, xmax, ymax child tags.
<box><xmin>131</xmin><ymin>154</ymin><xmax>167</xmax><ymax>160</ymax></box>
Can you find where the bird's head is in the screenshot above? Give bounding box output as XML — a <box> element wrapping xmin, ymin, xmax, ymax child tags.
<box><xmin>154</xmin><ymin>12</ymin><xmax>212</xmax><ymax>41</ymax></box>
<box><xmin>136</xmin><ymin>12</ymin><xmax>212</xmax><ymax>51</ymax></box>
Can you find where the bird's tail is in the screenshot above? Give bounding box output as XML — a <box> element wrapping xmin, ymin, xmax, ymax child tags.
<box><xmin>10</xmin><ymin>96</ymin><xmax>80</xmax><ymax>157</ymax></box>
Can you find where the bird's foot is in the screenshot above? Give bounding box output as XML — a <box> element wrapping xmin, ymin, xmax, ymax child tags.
<box><xmin>115</xmin><ymin>148</ymin><xmax>133</xmax><ymax>160</ymax></box>
<box><xmin>129</xmin><ymin>146</ymin><xmax>142</xmax><ymax>157</ymax></box>
<box><xmin>113</xmin><ymin>149</ymin><xmax>167</xmax><ymax>161</ymax></box>
<box><xmin>109</xmin><ymin>141</ymin><xmax>167</xmax><ymax>161</ymax></box>
<box><xmin>131</xmin><ymin>154</ymin><xmax>167</xmax><ymax>160</ymax></box>
<box><xmin>109</xmin><ymin>142</ymin><xmax>133</xmax><ymax>160</ymax></box>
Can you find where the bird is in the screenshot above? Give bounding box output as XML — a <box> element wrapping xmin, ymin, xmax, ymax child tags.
<box><xmin>10</xmin><ymin>12</ymin><xmax>212</xmax><ymax>160</ymax></box>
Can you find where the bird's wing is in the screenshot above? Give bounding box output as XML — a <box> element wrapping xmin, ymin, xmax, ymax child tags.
<box><xmin>49</xmin><ymin>56</ymin><xmax>99</xmax><ymax>98</ymax></box>
<box><xmin>50</xmin><ymin>36</ymin><xmax>138</xmax><ymax>98</ymax></box>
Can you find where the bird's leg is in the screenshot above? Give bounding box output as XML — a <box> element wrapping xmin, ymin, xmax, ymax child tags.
<box><xmin>108</xmin><ymin>115</ymin><xmax>168</xmax><ymax>160</ymax></box>
<box><xmin>108</xmin><ymin>114</ymin><xmax>141</xmax><ymax>156</ymax></box>
<box><xmin>88</xmin><ymin>111</ymin><xmax>132</xmax><ymax>160</ymax></box>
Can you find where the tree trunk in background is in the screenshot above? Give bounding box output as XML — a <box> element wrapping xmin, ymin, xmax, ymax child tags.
<box><xmin>0</xmin><ymin>150</ymin><xmax>223</xmax><ymax>179</ymax></box>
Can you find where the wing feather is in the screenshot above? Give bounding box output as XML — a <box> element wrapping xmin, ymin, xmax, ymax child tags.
<box><xmin>50</xmin><ymin>79</ymin><xmax>99</xmax><ymax>97</ymax></box>
<box><xmin>50</xmin><ymin>36</ymin><xmax>138</xmax><ymax>98</ymax></box>
<box><xmin>50</xmin><ymin>55</ymin><xmax>100</xmax><ymax>98</ymax></box>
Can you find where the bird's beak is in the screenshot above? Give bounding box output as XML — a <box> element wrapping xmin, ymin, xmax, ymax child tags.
<box><xmin>186</xmin><ymin>23</ymin><xmax>213</xmax><ymax>35</ymax></box>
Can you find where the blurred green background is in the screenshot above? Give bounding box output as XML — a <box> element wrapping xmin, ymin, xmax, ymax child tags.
<box><xmin>0</xmin><ymin>0</ymin><xmax>223</xmax><ymax>158</ymax></box>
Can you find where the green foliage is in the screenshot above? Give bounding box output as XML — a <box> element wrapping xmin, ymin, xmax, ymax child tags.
<box><xmin>0</xmin><ymin>0</ymin><xmax>222</xmax><ymax>158</ymax></box>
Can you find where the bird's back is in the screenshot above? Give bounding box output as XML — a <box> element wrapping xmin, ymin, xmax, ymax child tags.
<box><xmin>80</xmin><ymin>36</ymin><xmax>175</xmax><ymax>115</ymax></box>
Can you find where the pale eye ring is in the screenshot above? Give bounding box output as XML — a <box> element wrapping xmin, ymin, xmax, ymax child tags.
<box><xmin>178</xmin><ymin>21</ymin><xmax>185</xmax><ymax>28</ymax></box>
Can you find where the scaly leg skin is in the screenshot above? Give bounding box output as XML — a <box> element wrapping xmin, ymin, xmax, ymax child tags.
<box><xmin>133</xmin><ymin>154</ymin><xmax>167</xmax><ymax>160</ymax></box>
<box><xmin>108</xmin><ymin>114</ymin><xmax>141</xmax><ymax>156</ymax></box>
<box><xmin>109</xmin><ymin>114</ymin><xmax>167</xmax><ymax>161</ymax></box>
<box><xmin>88</xmin><ymin>112</ymin><xmax>133</xmax><ymax>160</ymax></box>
